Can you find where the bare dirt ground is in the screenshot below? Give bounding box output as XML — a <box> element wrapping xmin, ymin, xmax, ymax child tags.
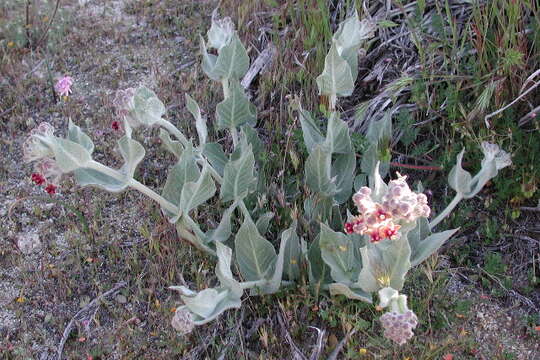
<box><xmin>1</xmin><ymin>1</ymin><xmax>539</xmax><ymax>359</ymax></box>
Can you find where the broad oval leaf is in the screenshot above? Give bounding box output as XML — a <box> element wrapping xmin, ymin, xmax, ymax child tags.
<box><xmin>213</xmin><ymin>33</ymin><xmax>249</xmax><ymax>80</ymax></box>
<box><xmin>316</xmin><ymin>42</ymin><xmax>354</xmax><ymax>97</ymax></box>
<box><xmin>329</xmin><ymin>283</ymin><xmax>372</xmax><ymax>303</ymax></box>
<box><xmin>179</xmin><ymin>165</ymin><xmax>216</xmax><ymax>214</ymax></box>
<box><xmin>220</xmin><ymin>145</ymin><xmax>257</xmax><ymax>202</ymax></box>
<box><xmin>304</xmin><ymin>144</ymin><xmax>336</xmax><ymax>196</ymax></box>
<box><xmin>319</xmin><ymin>223</ymin><xmax>359</xmax><ymax>284</ymax></box>
<box><xmin>216</xmin><ymin>80</ymin><xmax>256</xmax><ymax>130</ymax></box>
<box><xmin>215</xmin><ymin>242</ymin><xmax>243</xmax><ymax>297</ymax></box>
<box><xmin>234</xmin><ymin>217</ymin><xmax>277</xmax><ymax>281</ymax></box>
<box><xmin>67</xmin><ymin>120</ymin><xmax>94</xmax><ymax>154</ymax></box>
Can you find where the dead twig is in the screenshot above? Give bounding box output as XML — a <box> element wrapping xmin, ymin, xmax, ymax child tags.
<box><xmin>476</xmin><ymin>265</ymin><xmax>539</xmax><ymax>313</ymax></box>
<box><xmin>308</xmin><ymin>326</ymin><xmax>326</xmax><ymax>360</ymax></box>
<box><xmin>56</xmin><ymin>281</ymin><xmax>127</xmax><ymax>360</ymax></box>
<box><xmin>327</xmin><ymin>329</ymin><xmax>357</xmax><ymax>360</ymax></box>
<box><xmin>277</xmin><ymin>311</ymin><xmax>308</xmax><ymax>360</ymax></box>
<box><xmin>484</xmin><ymin>69</ymin><xmax>540</xmax><ymax>128</ymax></box>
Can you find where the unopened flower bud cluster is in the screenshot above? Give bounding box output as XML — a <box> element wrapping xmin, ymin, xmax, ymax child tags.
<box><xmin>22</xmin><ymin>123</ymin><xmax>63</xmax><ymax>195</ymax></box>
<box><xmin>345</xmin><ymin>174</ymin><xmax>430</xmax><ymax>243</ymax></box>
<box><xmin>379</xmin><ymin>310</ymin><xmax>418</xmax><ymax>345</ymax></box>
<box><xmin>171</xmin><ymin>307</ymin><xmax>195</xmax><ymax>335</ymax></box>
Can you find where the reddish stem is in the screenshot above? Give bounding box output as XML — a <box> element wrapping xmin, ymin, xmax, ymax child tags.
<box><xmin>390</xmin><ymin>162</ymin><xmax>443</xmax><ymax>171</ymax></box>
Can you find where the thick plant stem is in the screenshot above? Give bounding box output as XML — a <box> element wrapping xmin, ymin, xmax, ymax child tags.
<box><xmin>239</xmin><ymin>279</ymin><xmax>294</xmax><ymax>290</ymax></box>
<box><xmin>87</xmin><ymin>161</ymin><xmax>179</xmax><ymax>215</ymax></box>
<box><xmin>176</xmin><ymin>220</ymin><xmax>217</xmax><ymax>257</ymax></box>
<box><xmin>429</xmin><ymin>193</ymin><xmax>463</xmax><ymax>230</ymax></box>
<box><xmin>230</xmin><ymin>127</ymin><xmax>239</xmax><ymax>148</ymax></box>
<box><xmin>129</xmin><ymin>179</ymin><xmax>179</xmax><ymax>215</ymax></box>
<box><xmin>156</xmin><ymin>118</ymin><xmax>190</xmax><ymax>148</ymax></box>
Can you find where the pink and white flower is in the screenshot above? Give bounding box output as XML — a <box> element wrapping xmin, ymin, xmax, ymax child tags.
<box><xmin>55</xmin><ymin>76</ymin><xmax>74</xmax><ymax>97</ymax></box>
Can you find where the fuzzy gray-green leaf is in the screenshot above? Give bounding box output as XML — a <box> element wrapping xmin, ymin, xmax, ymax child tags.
<box><xmin>235</xmin><ymin>217</ymin><xmax>277</xmax><ymax>281</ymax></box>
<box><xmin>213</xmin><ymin>33</ymin><xmax>249</xmax><ymax>80</ymax></box>
<box><xmin>448</xmin><ymin>149</ymin><xmax>472</xmax><ymax>195</ymax></box>
<box><xmin>179</xmin><ymin>165</ymin><xmax>216</xmax><ymax>214</ymax></box>
<box><xmin>320</xmin><ymin>223</ymin><xmax>358</xmax><ymax>284</ymax></box>
<box><xmin>305</xmin><ymin>144</ymin><xmax>336</xmax><ymax>196</ymax></box>
<box><xmin>220</xmin><ymin>145</ymin><xmax>257</xmax><ymax>202</ymax></box>
<box><xmin>316</xmin><ymin>42</ymin><xmax>354</xmax><ymax>97</ymax></box>
<box><xmin>185</xmin><ymin>93</ymin><xmax>207</xmax><ymax>145</ymax></box>
<box><xmin>216</xmin><ymin>80</ymin><xmax>256</xmax><ymax>130</ymax></box>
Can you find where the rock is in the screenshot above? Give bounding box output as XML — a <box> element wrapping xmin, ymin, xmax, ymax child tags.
<box><xmin>17</xmin><ymin>232</ymin><xmax>42</xmax><ymax>254</ymax></box>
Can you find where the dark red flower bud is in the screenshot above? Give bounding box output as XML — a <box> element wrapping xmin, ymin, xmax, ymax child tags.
<box><xmin>31</xmin><ymin>173</ymin><xmax>46</xmax><ymax>185</ymax></box>
<box><xmin>45</xmin><ymin>183</ymin><xmax>57</xmax><ymax>195</ymax></box>
<box><xmin>111</xmin><ymin>121</ymin><xmax>121</xmax><ymax>131</ymax></box>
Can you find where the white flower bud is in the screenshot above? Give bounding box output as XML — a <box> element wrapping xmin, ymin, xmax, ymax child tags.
<box><xmin>171</xmin><ymin>307</ymin><xmax>195</xmax><ymax>335</ymax></box>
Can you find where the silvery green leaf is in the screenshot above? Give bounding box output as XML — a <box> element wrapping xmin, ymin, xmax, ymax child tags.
<box><xmin>332</xmin><ymin>152</ymin><xmax>356</xmax><ymax>204</ymax></box>
<box><xmin>282</xmin><ymin>220</ymin><xmax>301</xmax><ymax>281</ymax></box>
<box><xmin>200</xmin><ymin>35</ymin><xmax>220</xmax><ymax>81</ymax></box>
<box><xmin>307</xmin><ymin>235</ymin><xmax>333</xmax><ymax>285</ymax></box>
<box><xmin>410</xmin><ymin>227</ymin><xmax>459</xmax><ymax>267</ymax></box>
<box><xmin>207</xmin><ymin>203</ymin><xmax>237</xmax><ymax>243</ymax></box>
<box><xmin>215</xmin><ymin>242</ymin><xmax>243</xmax><ymax>297</ymax></box>
<box><xmin>378</xmin><ymin>287</ymin><xmax>398</xmax><ymax>308</ymax></box>
<box><xmin>448</xmin><ymin>149</ymin><xmax>472</xmax><ymax>195</ymax></box>
<box><xmin>329</xmin><ymin>283</ymin><xmax>372</xmax><ymax>303</ymax></box>
<box><xmin>181</xmin><ymin>288</ymin><xmax>225</xmax><ymax>318</ymax></box>
<box><xmin>316</xmin><ymin>42</ymin><xmax>354</xmax><ymax>97</ymax></box>
<box><xmin>216</xmin><ymin>79</ymin><xmax>256</xmax><ymax>130</ymax></box>
<box><xmin>333</xmin><ymin>11</ymin><xmax>376</xmax><ymax>81</ymax></box>
<box><xmin>369</xmin><ymin>162</ymin><xmax>387</xmax><ymax>202</ymax></box>
<box><xmin>465</xmin><ymin>158</ymin><xmax>497</xmax><ymax>199</ymax></box>
<box><xmin>360</xmin><ymin>144</ymin><xmax>378</xmax><ymax>177</ymax></box>
<box><xmin>385</xmin><ymin>236</ymin><xmax>412</xmax><ymax>291</ymax></box>
<box><xmin>117</xmin><ymin>136</ymin><xmax>145</xmax><ymax>179</ymax></box>
<box><xmin>203</xmin><ymin>142</ymin><xmax>227</xmax><ymax>176</ymax></box>
<box><xmin>179</xmin><ymin>165</ymin><xmax>216</xmax><ymax>214</ymax></box>
<box><xmin>353</xmin><ymin>174</ymin><xmax>367</xmax><ymax>191</ymax></box>
<box><xmin>53</xmin><ymin>138</ymin><xmax>92</xmax><ymax>172</ymax></box>
<box><xmin>319</xmin><ymin>223</ymin><xmax>359</xmax><ymax>284</ymax></box>
<box><xmin>207</xmin><ymin>10</ymin><xmax>235</xmax><ymax>50</ymax></box>
<box><xmin>358</xmin><ymin>235</ymin><xmax>413</xmax><ymax>293</ymax></box>
<box><xmin>240</xmin><ymin>125</ymin><xmax>263</xmax><ymax>161</ymax></box>
<box><xmin>132</xmin><ymin>86</ymin><xmax>165</xmax><ymax>127</ymax></box>
<box><xmin>235</xmin><ymin>217</ymin><xmax>277</xmax><ymax>281</ymax></box>
<box><xmin>305</xmin><ymin>144</ymin><xmax>337</xmax><ymax>196</ymax></box>
<box><xmin>261</xmin><ymin>226</ymin><xmax>291</xmax><ymax>294</ymax></box>
<box><xmin>298</xmin><ymin>107</ymin><xmax>324</xmax><ymax>153</ymax></box>
<box><xmin>255</xmin><ymin>212</ymin><xmax>274</xmax><ymax>235</ymax></box>
<box><xmin>213</xmin><ymin>33</ymin><xmax>249</xmax><ymax>80</ymax></box>
<box><xmin>357</xmin><ymin>245</ymin><xmax>383</xmax><ymax>293</ymax></box>
<box><xmin>366</xmin><ymin>113</ymin><xmax>392</xmax><ymax>146</ymax></box>
<box><xmin>325</xmin><ymin>112</ymin><xmax>351</xmax><ymax>154</ymax></box>
<box><xmin>162</xmin><ymin>144</ymin><xmax>200</xmax><ymax>214</ymax></box>
<box><xmin>73</xmin><ymin>168</ymin><xmax>126</xmax><ymax>192</ymax></box>
<box><xmin>159</xmin><ymin>128</ymin><xmax>183</xmax><ymax>158</ymax></box>
<box><xmin>220</xmin><ymin>145</ymin><xmax>257</xmax><ymax>202</ymax></box>
<box><xmin>181</xmin><ymin>288</ymin><xmax>242</xmax><ymax>325</ymax></box>
<box><xmin>185</xmin><ymin>94</ymin><xmax>207</xmax><ymax>145</ymax></box>
<box><xmin>407</xmin><ymin>217</ymin><xmax>430</xmax><ymax>259</ymax></box>
<box><xmin>67</xmin><ymin>120</ymin><xmax>94</xmax><ymax>153</ymax></box>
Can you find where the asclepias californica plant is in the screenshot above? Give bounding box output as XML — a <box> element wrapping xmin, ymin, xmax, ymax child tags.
<box><xmin>22</xmin><ymin>10</ymin><xmax>512</xmax><ymax>344</ymax></box>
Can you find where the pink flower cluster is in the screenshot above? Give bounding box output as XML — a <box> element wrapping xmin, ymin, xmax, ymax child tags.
<box><xmin>344</xmin><ymin>175</ymin><xmax>430</xmax><ymax>243</ymax></box>
<box><xmin>23</xmin><ymin>123</ymin><xmax>62</xmax><ymax>195</ymax></box>
<box><xmin>380</xmin><ymin>310</ymin><xmax>418</xmax><ymax>345</ymax></box>
<box><xmin>55</xmin><ymin>76</ymin><xmax>73</xmax><ymax>97</ymax></box>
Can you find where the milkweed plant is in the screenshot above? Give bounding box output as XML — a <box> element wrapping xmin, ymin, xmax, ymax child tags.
<box><xmin>22</xmin><ymin>11</ymin><xmax>511</xmax><ymax>345</ymax></box>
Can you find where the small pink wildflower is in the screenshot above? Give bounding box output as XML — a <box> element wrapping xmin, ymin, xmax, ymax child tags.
<box><xmin>55</xmin><ymin>76</ymin><xmax>74</xmax><ymax>97</ymax></box>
